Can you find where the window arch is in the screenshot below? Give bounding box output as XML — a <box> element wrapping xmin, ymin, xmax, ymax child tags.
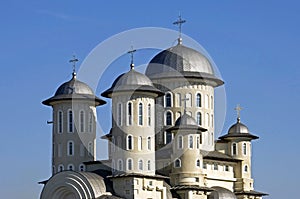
<box><xmin>138</xmin><ymin>103</ymin><xmax>143</xmax><ymax>125</ymax></box>
<box><xmin>58</xmin><ymin>110</ymin><xmax>63</xmax><ymax>133</ymax></box>
<box><xmin>147</xmin><ymin>137</ymin><xmax>151</xmax><ymax>150</ymax></box>
<box><xmin>138</xmin><ymin>136</ymin><xmax>142</xmax><ymax>151</ymax></box>
<box><xmin>118</xmin><ymin>159</ymin><xmax>123</xmax><ymax>171</ymax></box>
<box><xmin>79</xmin><ymin>164</ymin><xmax>85</xmax><ymax>172</ymax></box>
<box><xmin>68</xmin><ymin>110</ymin><xmax>74</xmax><ymax>133</ymax></box>
<box><xmin>80</xmin><ymin>110</ymin><xmax>85</xmax><ymax>132</ymax></box>
<box><xmin>67</xmin><ymin>141</ymin><xmax>74</xmax><ymax>156</ymax></box>
<box><xmin>178</xmin><ymin>135</ymin><xmax>183</xmax><ymax>149</ymax></box>
<box><xmin>196</xmin><ymin>93</ymin><xmax>202</xmax><ymax>107</ymax></box>
<box><xmin>127</xmin><ymin>158</ymin><xmax>133</xmax><ymax>170</ymax></box>
<box><xmin>138</xmin><ymin>159</ymin><xmax>143</xmax><ymax>170</ymax></box>
<box><xmin>189</xmin><ymin>135</ymin><xmax>193</xmax><ymax>149</ymax></box>
<box><xmin>196</xmin><ymin>112</ymin><xmax>202</xmax><ymax>125</ymax></box>
<box><xmin>232</xmin><ymin>143</ymin><xmax>237</xmax><ymax>155</ymax></box>
<box><xmin>127</xmin><ymin>102</ymin><xmax>133</xmax><ymax>126</ymax></box>
<box><xmin>243</xmin><ymin>143</ymin><xmax>247</xmax><ymax>155</ymax></box>
<box><xmin>88</xmin><ymin>142</ymin><xmax>93</xmax><ymax>157</ymax></box>
<box><xmin>165</xmin><ymin>93</ymin><xmax>172</xmax><ymax>107</ymax></box>
<box><xmin>58</xmin><ymin>164</ymin><xmax>64</xmax><ymax>172</ymax></box>
<box><xmin>127</xmin><ymin>135</ymin><xmax>133</xmax><ymax>150</ymax></box>
<box><xmin>196</xmin><ymin>159</ymin><xmax>201</xmax><ymax>167</ymax></box>
<box><xmin>67</xmin><ymin>164</ymin><xmax>74</xmax><ymax>171</ymax></box>
<box><xmin>244</xmin><ymin>165</ymin><xmax>248</xmax><ymax>172</ymax></box>
<box><xmin>147</xmin><ymin>104</ymin><xmax>151</xmax><ymax>126</ymax></box>
<box><xmin>117</xmin><ymin>103</ymin><xmax>122</xmax><ymax>126</ymax></box>
<box><xmin>174</xmin><ymin>159</ymin><xmax>181</xmax><ymax>168</ymax></box>
<box><xmin>88</xmin><ymin>111</ymin><xmax>93</xmax><ymax>132</ymax></box>
<box><xmin>165</xmin><ymin>111</ymin><xmax>173</xmax><ymax>126</ymax></box>
<box><xmin>147</xmin><ymin>160</ymin><xmax>151</xmax><ymax>170</ymax></box>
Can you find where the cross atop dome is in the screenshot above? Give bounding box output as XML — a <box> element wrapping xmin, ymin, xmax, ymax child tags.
<box><xmin>128</xmin><ymin>47</ymin><xmax>136</xmax><ymax>70</ymax></box>
<box><xmin>69</xmin><ymin>55</ymin><xmax>79</xmax><ymax>77</ymax></box>
<box><xmin>234</xmin><ymin>104</ymin><xmax>243</xmax><ymax>122</ymax></box>
<box><xmin>173</xmin><ymin>14</ymin><xmax>186</xmax><ymax>45</ymax></box>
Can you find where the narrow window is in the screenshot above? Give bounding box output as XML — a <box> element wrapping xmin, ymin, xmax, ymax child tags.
<box><xmin>79</xmin><ymin>164</ymin><xmax>85</xmax><ymax>171</ymax></box>
<box><xmin>186</xmin><ymin>93</ymin><xmax>192</xmax><ymax>107</ymax></box>
<box><xmin>147</xmin><ymin>137</ymin><xmax>151</xmax><ymax>150</ymax></box>
<box><xmin>68</xmin><ymin>110</ymin><xmax>73</xmax><ymax>133</ymax></box>
<box><xmin>138</xmin><ymin>159</ymin><xmax>143</xmax><ymax>170</ymax></box>
<box><xmin>117</xmin><ymin>103</ymin><xmax>122</xmax><ymax>126</ymax></box>
<box><xmin>138</xmin><ymin>103</ymin><xmax>143</xmax><ymax>125</ymax></box>
<box><xmin>166</xmin><ymin>111</ymin><xmax>172</xmax><ymax>125</ymax></box>
<box><xmin>205</xmin><ymin>113</ymin><xmax>209</xmax><ymax>127</ymax></box>
<box><xmin>164</xmin><ymin>131</ymin><xmax>173</xmax><ymax>144</ymax></box>
<box><xmin>178</xmin><ymin>135</ymin><xmax>183</xmax><ymax>149</ymax></box>
<box><xmin>88</xmin><ymin>111</ymin><xmax>93</xmax><ymax>132</ymax></box>
<box><xmin>127</xmin><ymin>102</ymin><xmax>133</xmax><ymax>125</ymax></box>
<box><xmin>174</xmin><ymin>159</ymin><xmax>181</xmax><ymax>168</ymax></box>
<box><xmin>244</xmin><ymin>165</ymin><xmax>248</xmax><ymax>172</ymax></box>
<box><xmin>203</xmin><ymin>162</ymin><xmax>207</xmax><ymax>169</ymax></box>
<box><xmin>176</xmin><ymin>93</ymin><xmax>181</xmax><ymax>107</ymax></box>
<box><xmin>211</xmin><ymin>96</ymin><xmax>214</xmax><ymax>109</ymax></box>
<box><xmin>243</xmin><ymin>143</ymin><xmax>247</xmax><ymax>155</ymax></box>
<box><xmin>118</xmin><ymin>159</ymin><xmax>123</xmax><ymax>171</ymax></box>
<box><xmin>127</xmin><ymin>158</ymin><xmax>133</xmax><ymax>170</ymax></box>
<box><xmin>214</xmin><ymin>163</ymin><xmax>218</xmax><ymax>170</ymax></box>
<box><xmin>58</xmin><ymin>111</ymin><xmax>63</xmax><ymax>133</ymax></box>
<box><xmin>88</xmin><ymin>142</ymin><xmax>93</xmax><ymax>157</ymax></box>
<box><xmin>211</xmin><ymin>114</ymin><xmax>214</xmax><ymax>127</ymax></box>
<box><xmin>196</xmin><ymin>93</ymin><xmax>201</xmax><ymax>107</ymax></box>
<box><xmin>196</xmin><ymin>112</ymin><xmax>202</xmax><ymax>125</ymax></box>
<box><xmin>196</xmin><ymin>159</ymin><xmax>200</xmax><ymax>167</ymax></box>
<box><xmin>58</xmin><ymin>143</ymin><xmax>62</xmax><ymax>157</ymax></box>
<box><xmin>80</xmin><ymin>110</ymin><xmax>85</xmax><ymax>132</ymax></box>
<box><xmin>138</xmin><ymin>136</ymin><xmax>142</xmax><ymax>150</ymax></box>
<box><xmin>67</xmin><ymin>141</ymin><xmax>74</xmax><ymax>156</ymax></box>
<box><xmin>165</xmin><ymin>93</ymin><xmax>172</xmax><ymax>107</ymax></box>
<box><xmin>68</xmin><ymin>164</ymin><xmax>74</xmax><ymax>171</ymax></box>
<box><xmin>196</xmin><ymin>136</ymin><xmax>200</xmax><ymax>149</ymax></box>
<box><xmin>205</xmin><ymin>94</ymin><xmax>209</xmax><ymax>108</ymax></box>
<box><xmin>147</xmin><ymin>104</ymin><xmax>151</xmax><ymax>126</ymax></box>
<box><xmin>232</xmin><ymin>143</ymin><xmax>237</xmax><ymax>155</ymax></box>
<box><xmin>225</xmin><ymin>165</ymin><xmax>229</xmax><ymax>171</ymax></box>
<box><xmin>189</xmin><ymin>135</ymin><xmax>193</xmax><ymax>149</ymax></box>
<box><xmin>58</xmin><ymin>164</ymin><xmax>64</xmax><ymax>172</ymax></box>
<box><xmin>147</xmin><ymin>160</ymin><xmax>151</xmax><ymax>170</ymax></box>
<box><xmin>111</xmin><ymin>136</ymin><xmax>116</xmax><ymax>152</ymax></box>
<box><xmin>127</xmin><ymin>135</ymin><xmax>133</xmax><ymax>150</ymax></box>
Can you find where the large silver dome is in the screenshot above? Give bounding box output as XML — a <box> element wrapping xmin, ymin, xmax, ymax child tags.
<box><xmin>228</xmin><ymin>118</ymin><xmax>249</xmax><ymax>134</ymax></box>
<box><xmin>174</xmin><ymin>113</ymin><xmax>198</xmax><ymax>126</ymax></box>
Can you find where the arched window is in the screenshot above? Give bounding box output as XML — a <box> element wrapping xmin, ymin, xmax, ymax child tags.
<box><xmin>127</xmin><ymin>158</ymin><xmax>133</xmax><ymax>170</ymax></box>
<box><xmin>243</xmin><ymin>143</ymin><xmax>247</xmax><ymax>155</ymax></box>
<box><xmin>244</xmin><ymin>165</ymin><xmax>248</xmax><ymax>172</ymax></box>
<box><xmin>118</xmin><ymin>159</ymin><xmax>123</xmax><ymax>171</ymax></box>
<box><xmin>58</xmin><ymin>164</ymin><xmax>64</xmax><ymax>172</ymax></box>
<box><xmin>117</xmin><ymin>103</ymin><xmax>122</xmax><ymax>126</ymax></box>
<box><xmin>186</xmin><ymin>93</ymin><xmax>192</xmax><ymax>107</ymax></box>
<box><xmin>232</xmin><ymin>143</ymin><xmax>237</xmax><ymax>155</ymax></box>
<box><xmin>127</xmin><ymin>102</ymin><xmax>133</xmax><ymax>126</ymax></box>
<box><xmin>111</xmin><ymin>136</ymin><xmax>116</xmax><ymax>153</ymax></box>
<box><xmin>88</xmin><ymin>111</ymin><xmax>93</xmax><ymax>132</ymax></box>
<box><xmin>138</xmin><ymin>103</ymin><xmax>143</xmax><ymax>125</ymax></box>
<box><xmin>211</xmin><ymin>114</ymin><xmax>214</xmax><ymax>127</ymax></box>
<box><xmin>67</xmin><ymin>141</ymin><xmax>74</xmax><ymax>156</ymax></box>
<box><xmin>67</xmin><ymin>164</ymin><xmax>74</xmax><ymax>171</ymax></box>
<box><xmin>127</xmin><ymin>135</ymin><xmax>133</xmax><ymax>150</ymax></box>
<box><xmin>196</xmin><ymin>93</ymin><xmax>201</xmax><ymax>107</ymax></box>
<box><xmin>79</xmin><ymin>164</ymin><xmax>85</xmax><ymax>171</ymax></box>
<box><xmin>88</xmin><ymin>142</ymin><xmax>93</xmax><ymax>157</ymax></box>
<box><xmin>138</xmin><ymin>159</ymin><xmax>143</xmax><ymax>170</ymax></box>
<box><xmin>214</xmin><ymin>163</ymin><xmax>218</xmax><ymax>170</ymax></box>
<box><xmin>147</xmin><ymin>104</ymin><xmax>151</xmax><ymax>126</ymax></box>
<box><xmin>117</xmin><ymin>136</ymin><xmax>122</xmax><ymax>151</ymax></box>
<box><xmin>164</xmin><ymin>131</ymin><xmax>173</xmax><ymax>144</ymax></box>
<box><xmin>165</xmin><ymin>93</ymin><xmax>172</xmax><ymax>107</ymax></box>
<box><xmin>58</xmin><ymin>111</ymin><xmax>63</xmax><ymax>133</ymax></box>
<box><xmin>147</xmin><ymin>160</ymin><xmax>151</xmax><ymax>170</ymax></box>
<box><xmin>189</xmin><ymin>135</ymin><xmax>193</xmax><ymax>149</ymax></box>
<box><xmin>166</xmin><ymin>111</ymin><xmax>172</xmax><ymax>125</ymax></box>
<box><xmin>147</xmin><ymin>137</ymin><xmax>151</xmax><ymax>150</ymax></box>
<box><xmin>138</xmin><ymin>136</ymin><xmax>142</xmax><ymax>151</ymax></box>
<box><xmin>58</xmin><ymin>143</ymin><xmax>62</xmax><ymax>157</ymax></box>
<box><xmin>205</xmin><ymin>113</ymin><xmax>209</xmax><ymax>127</ymax></box>
<box><xmin>196</xmin><ymin>136</ymin><xmax>200</xmax><ymax>149</ymax></box>
<box><xmin>178</xmin><ymin>135</ymin><xmax>183</xmax><ymax>149</ymax></box>
<box><xmin>174</xmin><ymin>159</ymin><xmax>181</xmax><ymax>168</ymax></box>
<box><xmin>211</xmin><ymin>96</ymin><xmax>214</xmax><ymax>109</ymax></box>
<box><xmin>196</xmin><ymin>112</ymin><xmax>202</xmax><ymax>125</ymax></box>
<box><xmin>80</xmin><ymin>110</ymin><xmax>85</xmax><ymax>132</ymax></box>
<box><xmin>176</xmin><ymin>93</ymin><xmax>181</xmax><ymax>107</ymax></box>
<box><xmin>225</xmin><ymin>165</ymin><xmax>229</xmax><ymax>171</ymax></box>
<box><xmin>68</xmin><ymin>110</ymin><xmax>73</xmax><ymax>133</ymax></box>
<box><xmin>205</xmin><ymin>94</ymin><xmax>209</xmax><ymax>108</ymax></box>
<box><xmin>196</xmin><ymin>159</ymin><xmax>201</xmax><ymax>167</ymax></box>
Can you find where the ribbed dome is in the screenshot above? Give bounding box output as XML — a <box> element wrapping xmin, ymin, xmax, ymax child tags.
<box><xmin>146</xmin><ymin>44</ymin><xmax>214</xmax><ymax>77</ymax></box>
<box><xmin>228</xmin><ymin>118</ymin><xmax>249</xmax><ymax>134</ymax></box>
<box><xmin>174</xmin><ymin>113</ymin><xmax>198</xmax><ymax>126</ymax></box>
<box><xmin>54</xmin><ymin>75</ymin><xmax>94</xmax><ymax>96</ymax></box>
<box><xmin>209</xmin><ymin>187</ymin><xmax>237</xmax><ymax>199</ymax></box>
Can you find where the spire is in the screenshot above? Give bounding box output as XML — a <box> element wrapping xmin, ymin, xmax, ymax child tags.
<box><xmin>234</xmin><ymin>104</ymin><xmax>243</xmax><ymax>123</ymax></box>
<box><xmin>173</xmin><ymin>14</ymin><xmax>186</xmax><ymax>45</ymax></box>
<box><xmin>69</xmin><ymin>55</ymin><xmax>79</xmax><ymax>78</ymax></box>
<box><xmin>127</xmin><ymin>47</ymin><xmax>136</xmax><ymax>70</ymax></box>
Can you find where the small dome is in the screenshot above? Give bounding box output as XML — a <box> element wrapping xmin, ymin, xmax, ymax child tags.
<box><xmin>54</xmin><ymin>75</ymin><xmax>94</xmax><ymax>96</ymax></box>
<box><xmin>209</xmin><ymin>186</ymin><xmax>237</xmax><ymax>199</ymax></box>
<box><xmin>146</xmin><ymin>44</ymin><xmax>214</xmax><ymax>77</ymax></box>
<box><xmin>174</xmin><ymin>113</ymin><xmax>198</xmax><ymax>126</ymax></box>
<box><xmin>228</xmin><ymin>118</ymin><xmax>249</xmax><ymax>134</ymax></box>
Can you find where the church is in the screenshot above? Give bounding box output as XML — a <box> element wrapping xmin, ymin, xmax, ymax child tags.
<box><xmin>39</xmin><ymin>18</ymin><xmax>268</xmax><ymax>199</ymax></box>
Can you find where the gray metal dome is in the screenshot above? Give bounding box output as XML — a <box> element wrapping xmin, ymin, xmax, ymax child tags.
<box><xmin>174</xmin><ymin>113</ymin><xmax>198</xmax><ymax>126</ymax></box>
<box><xmin>209</xmin><ymin>187</ymin><xmax>237</xmax><ymax>199</ymax></box>
<box><xmin>228</xmin><ymin>118</ymin><xmax>249</xmax><ymax>134</ymax></box>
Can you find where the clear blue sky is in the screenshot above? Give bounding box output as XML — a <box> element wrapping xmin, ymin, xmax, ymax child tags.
<box><xmin>0</xmin><ymin>1</ymin><xmax>299</xmax><ymax>198</ymax></box>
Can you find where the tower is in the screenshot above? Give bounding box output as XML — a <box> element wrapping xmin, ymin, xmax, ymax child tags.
<box><xmin>42</xmin><ymin>59</ymin><xmax>105</xmax><ymax>174</ymax></box>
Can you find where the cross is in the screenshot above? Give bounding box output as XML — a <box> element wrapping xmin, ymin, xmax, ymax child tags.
<box><xmin>173</xmin><ymin>14</ymin><xmax>186</xmax><ymax>40</ymax></box>
<box><xmin>127</xmin><ymin>47</ymin><xmax>136</xmax><ymax>69</ymax></box>
<box><xmin>69</xmin><ymin>55</ymin><xmax>79</xmax><ymax>75</ymax></box>
<box><xmin>181</xmin><ymin>97</ymin><xmax>189</xmax><ymax>114</ymax></box>
<box><xmin>234</xmin><ymin>104</ymin><xmax>243</xmax><ymax>119</ymax></box>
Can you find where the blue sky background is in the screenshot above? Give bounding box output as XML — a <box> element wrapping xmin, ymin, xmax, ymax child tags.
<box><xmin>0</xmin><ymin>1</ymin><xmax>299</xmax><ymax>198</ymax></box>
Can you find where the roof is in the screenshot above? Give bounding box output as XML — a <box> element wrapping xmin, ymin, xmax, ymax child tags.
<box><xmin>168</xmin><ymin>113</ymin><xmax>207</xmax><ymax>132</ymax></box>
<box><xmin>235</xmin><ymin>190</ymin><xmax>268</xmax><ymax>196</ymax></box>
<box><xmin>209</xmin><ymin>186</ymin><xmax>237</xmax><ymax>199</ymax></box>
<box><xmin>108</xmin><ymin>172</ymin><xmax>169</xmax><ymax>180</ymax></box>
<box><xmin>203</xmin><ymin>150</ymin><xmax>241</xmax><ymax>162</ymax></box>
<box><xmin>171</xmin><ymin>185</ymin><xmax>214</xmax><ymax>192</ymax></box>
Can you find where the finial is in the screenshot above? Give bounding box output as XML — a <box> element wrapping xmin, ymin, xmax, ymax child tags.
<box><xmin>234</xmin><ymin>104</ymin><xmax>243</xmax><ymax>123</ymax></box>
<box><xmin>181</xmin><ymin>97</ymin><xmax>189</xmax><ymax>114</ymax></box>
<box><xmin>69</xmin><ymin>55</ymin><xmax>79</xmax><ymax>78</ymax></box>
<box><xmin>173</xmin><ymin>13</ymin><xmax>186</xmax><ymax>45</ymax></box>
<box><xmin>127</xmin><ymin>47</ymin><xmax>136</xmax><ymax>70</ymax></box>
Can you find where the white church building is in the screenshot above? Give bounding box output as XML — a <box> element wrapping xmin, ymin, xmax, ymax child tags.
<box><xmin>39</xmin><ymin>19</ymin><xmax>267</xmax><ymax>199</ymax></box>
